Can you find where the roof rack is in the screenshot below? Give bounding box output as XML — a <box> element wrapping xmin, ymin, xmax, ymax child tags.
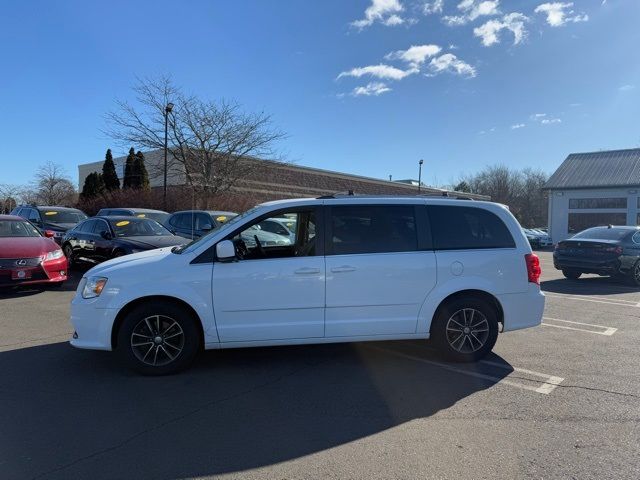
<box><xmin>317</xmin><ymin>190</ymin><xmax>355</xmax><ymax>199</ymax></box>
<box><xmin>318</xmin><ymin>190</ymin><xmax>475</xmax><ymax>200</ymax></box>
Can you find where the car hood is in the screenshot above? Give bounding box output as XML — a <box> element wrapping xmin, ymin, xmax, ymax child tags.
<box><xmin>119</xmin><ymin>235</ymin><xmax>189</xmax><ymax>250</ymax></box>
<box><xmin>0</xmin><ymin>237</ymin><xmax>59</xmax><ymax>258</ymax></box>
<box><xmin>86</xmin><ymin>246</ymin><xmax>183</xmax><ymax>277</ymax></box>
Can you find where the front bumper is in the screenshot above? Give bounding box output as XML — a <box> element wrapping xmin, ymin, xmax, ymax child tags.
<box><xmin>0</xmin><ymin>257</ymin><xmax>67</xmax><ymax>286</ymax></box>
<box><xmin>69</xmin><ymin>298</ymin><xmax>118</xmax><ymax>350</ymax></box>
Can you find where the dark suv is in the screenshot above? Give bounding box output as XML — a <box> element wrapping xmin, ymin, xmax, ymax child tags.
<box><xmin>10</xmin><ymin>205</ymin><xmax>88</xmax><ymax>244</ymax></box>
<box><xmin>163</xmin><ymin>210</ymin><xmax>237</xmax><ymax>239</ymax></box>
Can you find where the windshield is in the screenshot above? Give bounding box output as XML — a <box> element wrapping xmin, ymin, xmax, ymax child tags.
<box><xmin>108</xmin><ymin>218</ymin><xmax>172</xmax><ymax>237</ymax></box>
<box><xmin>173</xmin><ymin>207</ymin><xmax>259</xmax><ymax>254</ymax></box>
<box><xmin>572</xmin><ymin>227</ymin><xmax>632</xmax><ymax>241</ymax></box>
<box><xmin>41</xmin><ymin>209</ymin><xmax>87</xmax><ymax>224</ymax></box>
<box><xmin>133</xmin><ymin>212</ymin><xmax>169</xmax><ymax>223</ymax></box>
<box><xmin>0</xmin><ymin>219</ymin><xmax>42</xmax><ymax>238</ymax></box>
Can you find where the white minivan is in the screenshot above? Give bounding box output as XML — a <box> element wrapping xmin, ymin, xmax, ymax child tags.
<box><xmin>70</xmin><ymin>196</ymin><xmax>544</xmax><ymax>375</ymax></box>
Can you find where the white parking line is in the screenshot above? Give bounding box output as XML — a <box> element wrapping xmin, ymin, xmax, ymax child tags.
<box><xmin>368</xmin><ymin>346</ymin><xmax>564</xmax><ymax>395</ymax></box>
<box><xmin>545</xmin><ymin>292</ymin><xmax>639</xmax><ymax>307</ymax></box>
<box><xmin>542</xmin><ymin>316</ymin><xmax>618</xmax><ymax>336</ymax></box>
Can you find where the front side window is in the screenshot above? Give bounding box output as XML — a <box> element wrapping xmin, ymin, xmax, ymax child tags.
<box><xmin>329</xmin><ymin>205</ymin><xmax>417</xmax><ymax>255</ymax></box>
<box><xmin>229</xmin><ymin>210</ymin><xmax>316</xmax><ymax>260</ymax></box>
<box><xmin>429</xmin><ymin>206</ymin><xmax>515</xmax><ymax>250</ymax></box>
<box><xmin>0</xmin><ymin>219</ymin><xmax>42</xmax><ymax>237</ymax></box>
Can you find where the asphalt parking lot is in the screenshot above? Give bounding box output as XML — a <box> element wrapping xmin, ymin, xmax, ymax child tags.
<box><xmin>1</xmin><ymin>252</ymin><xmax>639</xmax><ymax>480</ymax></box>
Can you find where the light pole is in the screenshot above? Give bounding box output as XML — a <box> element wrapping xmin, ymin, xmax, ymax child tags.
<box><xmin>418</xmin><ymin>159</ymin><xmax>424</xmax><ymax>193</ymax></box>
<box><xmin>163</xmin><ymin>102</ymin><xmax>174</xmax><ymax>210</ymax></box>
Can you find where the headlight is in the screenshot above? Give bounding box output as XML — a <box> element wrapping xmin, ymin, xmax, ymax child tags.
<box><xmin>44</xmin><ymin>249</ymin><xmax>64</xmax><ymax>261</ymax></box>
<box><xmin>82</xmin><ymin>276</ymin><xmax>108</xmax><ymax>299</ymax></box>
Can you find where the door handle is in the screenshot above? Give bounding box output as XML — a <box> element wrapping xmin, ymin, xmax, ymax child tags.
<box><xmin>330</xmin><ymin>265</ymin><xmax>356</xmax><ymax>273</ymax></box>
<box><xmin>294</xmin><ymin>267</ymin><xmax>321</xmax><ymax>275</ymax></box>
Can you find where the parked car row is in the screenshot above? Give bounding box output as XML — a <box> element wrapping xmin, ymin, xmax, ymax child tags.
<box><xmin>4</xmin><ymin>204</ymin><xmax>297</xmax><ymax>288</ymax></box>
<box><xmin>522</xmin><ymin>228</ymin><xmax>552</xmax><ymax>249</ymax></box>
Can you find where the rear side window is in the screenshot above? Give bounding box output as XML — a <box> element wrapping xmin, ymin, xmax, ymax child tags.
<box><xmin>329</xmin><ymin>205</ymin><xmax>417</xmax><ymax>255</ymax></box>
<box><xmin>429</xmin><ymin>206</ymin><xmax>515</xmax><ymax>250</ymax></box>
<box><xmin>170</xmin><ymin>213</ymin><xmax>192</xmax><ymax>229</ymax></box>
<box><xmin>78</xmin><ymin>219</ymin><xmax>97</xmax><ymax>233</ymax></box>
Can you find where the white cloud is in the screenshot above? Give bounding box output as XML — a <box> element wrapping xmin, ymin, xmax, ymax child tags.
<box><xmin>385</xmin><ymin>44</ymin><xmax>442</xmax><ymax>67</ymax></box>
<box><xmin>511</xmin><ymin>123</ymin><xmax>526</xmax><ymax>129</ymax></box>
<box><xmin>474</xmin><ymin>12</ymin><xmax>528</xmax><ymax>46</ymax></box>
<box><xmin>352</xmin><ymin>82</ymin><xmax>392</xmax><ymax>96</ymax></box>
<box><xmin>423</xmin><ymin>0</ymin><xmax>444</xmax><ymax>15</ymax></box>
<box><xmin>534</xmin><ymin>2</ymin><xmax>588</xmax><ymax>27</ymax></box>
<box><xmin>443</xmin><ymin>0</ymin><xmax>500</xmax><ymax>26</ymax></box>
<box><xmin>619</xmin><ymin>84</ymin><xmax>635</xmax><ymax>92</ymax></box>
<box><xmin>530</xmin><ymin>113</ymin><xmax>562</xmax><ymax>124</ymax></box>
<box><xmin>427</xmin><ymin>53</ymin><xmax>477</xmax><ymax>77</ymax></box>
<box><xmin>351</xmin><ymin>0</ymin><xmax>408</xmax><ymax>29</ymax></box>
<box><xmin>337</xmin><ymin>64</ymin><xmax>417</xmax><ymax>81</ymax></box>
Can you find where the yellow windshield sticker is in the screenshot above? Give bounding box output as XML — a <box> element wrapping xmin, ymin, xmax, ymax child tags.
<box><xmin>216</xmin><ymin>216</ymin><xmax>227</xmax><ymax>222</ymax></box>
<box><xmin>44</xmin><ymin>211</ymin><xmax>58</xmax><ymax>216</ymax></box>
<box><xmin>136</xmin><ymin>214</ymin><xmax>146</xmax><ymax>218</ymax></box>
<box><xmin>115</xmin><ymin>221</ymin><xmax>130</xmax><ymax>227</ymax></box>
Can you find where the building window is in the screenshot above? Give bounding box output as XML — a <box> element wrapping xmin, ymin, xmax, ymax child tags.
<box><xmin>568</xmin><ymin>212</ymin><xmax>627</xmax><ymax>233</ymax></box>
<box><xmin>568</xmin><ymin>198</ymin><xmax>627</xmax><ymax>209</ymax></box>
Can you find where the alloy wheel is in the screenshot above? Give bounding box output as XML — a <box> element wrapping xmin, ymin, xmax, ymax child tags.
<box><xmin>445</xmin><ymin>308</ymin><xmax>490</xmax><ymax>354</ymax></box>
<box><xmin>130</xmin><ymin>315</ymin><xmax>185</xmax><ymax>367</ymax></box>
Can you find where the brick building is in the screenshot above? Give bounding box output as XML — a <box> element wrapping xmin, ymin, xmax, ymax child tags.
<box><xmin>78</xmin><ymin>149</ymin><xmax>487</xmax><ymax>203</ymax></box>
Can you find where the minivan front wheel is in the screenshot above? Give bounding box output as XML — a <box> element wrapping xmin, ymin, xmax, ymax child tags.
<box><xmin>116</xmin><ymin>301</ymin><xmax>201</xmax><ymax>375</ymax></box>
<box><xmin>431</xmin><ymin>297</ymin><xmax>499</xmax><ymax>362</ymax></box>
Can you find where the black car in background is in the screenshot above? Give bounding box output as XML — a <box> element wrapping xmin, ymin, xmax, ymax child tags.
<box><xmin>10</xmin><ymin>205</ymin><xmax>88</xmax><ymax>244</ymax></box>
<box><xmin>61</xmin><ymin>216</ymin><xmax>188</xmax><ymax>267</ymax></box>
<box><xmin>553</xmin><ymin>225</ymin><xmax>640</xmax><ymax>284</ymax></box>
<box><xmin>163</xmin><ymin>210</ymin><xmax>237</xmax><ymax>240</ymax></box>
<box><xmin>96</xmin><ymin>207</ymin><xmax>169</xmax><ymax>224</ymax></box>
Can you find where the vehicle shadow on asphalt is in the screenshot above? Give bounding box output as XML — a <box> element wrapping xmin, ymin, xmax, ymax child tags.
<box><xmin>541</xmin><ymin>277</ymin><xmax>639</xmax><ymax>296</ymax></box>
<box><xmin>0</xmin><ymin>340</ymin><xmax>513</xmax><ymax>480</ymax></box>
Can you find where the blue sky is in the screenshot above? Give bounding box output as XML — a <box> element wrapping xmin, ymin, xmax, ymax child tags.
<box><xmin>1</xmin><ymin>0</ymin><xmax>639</xmax><ymax>188</ymax></box>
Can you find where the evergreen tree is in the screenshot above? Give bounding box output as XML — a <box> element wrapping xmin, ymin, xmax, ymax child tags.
<box><xmin>122</xmin><ymin>147</ymin><xmax>136</xmax><ymax>189</ymax></box>
<box><xmin>81</xmin><ymin>172</ymin><xmax>105</xmax><ymax>198</ymax></box>
<box><xmin>134</xmin><ymin>151</ymin><xmax>150</xmax><ymax>190</ymax></box>
<box><xmin>102</xmin><ymin>148</ymin><xmax>120</xmax><ymax>191</ymax></box>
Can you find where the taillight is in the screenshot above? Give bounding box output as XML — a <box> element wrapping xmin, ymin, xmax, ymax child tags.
<box><xmin>525</xmin><ymin>253</ymin><xmax>541</xmax><ymax>285</ymax></box>
<box><xmin>604</xmin><ymin>246</ymin><xmax>623</xmax><ymax>255</ymax></box>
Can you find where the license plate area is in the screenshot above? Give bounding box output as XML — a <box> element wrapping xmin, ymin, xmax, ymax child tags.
<box><xmin>11</xmin><ymin>269</ymin><xmax>32</xmax><ymax>280</ymax></box>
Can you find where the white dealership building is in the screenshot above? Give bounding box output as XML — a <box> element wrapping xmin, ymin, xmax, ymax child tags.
<box><xmin>544</xmin><ymin>148</ymin><xmax>640</xmax><ymax>242</ymax></box>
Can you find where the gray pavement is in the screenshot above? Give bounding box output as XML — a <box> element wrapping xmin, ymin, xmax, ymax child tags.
<box><xmin>0</xmin><ymin>252</ymin><xmax>639</xmax><ymax>479</ymax></box>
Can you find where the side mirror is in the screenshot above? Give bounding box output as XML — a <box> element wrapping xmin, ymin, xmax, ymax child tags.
<box><xmin>202</xmin><ymin>224</ymin><xmax>213</xmax><ymax>232</ymax></box>
<box><xmin>44</xmin><ymin>230</ymin><xmax>55</xmax><ymax>238</ymax></box>
<box><xmin>100</xmin><ymin>230</ymin><xmax>112</xmax><ymax>240</ymax></box>
<box><xmin>216</xmin><ymin>240</ymin><xmax>236</xmax><ymax>261</ymax></box>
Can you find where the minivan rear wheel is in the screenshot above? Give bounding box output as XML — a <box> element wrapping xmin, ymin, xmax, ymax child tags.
<box><xmin>116</xmin><ymin>301</ymin><xmax>201</xmax><ymax>375</ymax></box>
<box><xmin>431</xmin><ymin>297</ymin><xmax>499</xmax><ymax>362</ymax></box>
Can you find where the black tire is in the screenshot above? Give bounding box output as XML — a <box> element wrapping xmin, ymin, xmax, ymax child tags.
<box><xmin>116</xmin><ymin>301</ymin><xmax>201</xmax><ymax>375</ymax></box>
<box><xmin>431</xmin><ymin>296</ymin><xmax>499</xmax><ymax>363</ymax></box>
<box><xmin>113</xmin><ymin>249</ymin><xmax>125</xmax><ymax>258</ymax></box>
<box><xmin>63</xmin><ymin>244</ymin><xmax>75</xmax><ymax>269</ymax></box>
<box><xmin>562</xmin><ymin>269</ymin><xmax>581</xmax><ymax>280</ymax></box>
<box><xmin>627</xmin><ymin>261</ymin><xmax>640</xmax><ymax>287</ymax></box>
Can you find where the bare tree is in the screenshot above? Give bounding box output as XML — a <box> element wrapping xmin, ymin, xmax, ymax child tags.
<box><xmin>105</xmin><ymin>76</ymin><xmax>286</xmax><ymax>208</ymax></box>
<box><xmin>461</xmin><ymin>165</ymin><xmax>549</xmax><ymax>227</ymax></box>
<box><xmin>0</xmin><ymin>184</ymin><xmax>22</xmax><ymax>213</ymax></box>
<box><xmin>31</xmin><ymin>161</ymin><xmax>76</xmax><ymax>205</ymax></box>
